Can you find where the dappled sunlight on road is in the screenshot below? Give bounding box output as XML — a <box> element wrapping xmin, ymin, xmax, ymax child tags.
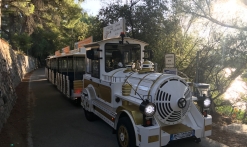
<box><xmin>31</xmin><ymin>79</ymin><xmax>47</xmax><ymax>82</ymax></box>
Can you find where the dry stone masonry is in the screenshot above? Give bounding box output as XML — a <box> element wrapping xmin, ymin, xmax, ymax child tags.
<box><xmin>0</xmin><ymin>39</ymin><xmax>37</xmax><ymax>132</ymax></box>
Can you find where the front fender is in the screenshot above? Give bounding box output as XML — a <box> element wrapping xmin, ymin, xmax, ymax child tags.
<box><xmin>115</xmin><ymin>109</ymin><xmax>141</xmax><ymax>146</ymax></box>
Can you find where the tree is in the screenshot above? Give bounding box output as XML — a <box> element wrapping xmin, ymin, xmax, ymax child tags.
<box><xmin>174</xmin><ymin>0</ymin><xmax>247</xmax><ymax>113</ymax></box>
<box><xmin>1</xmin><ymin>0</ymin><xmax>35</xmax><ymax>43</ymax></box>
<box><xmin>175</xmin><ymin>0</ymin><xmax>247</xmax><ymax>31</ymax></box>
<box><xmin>1</xmin><ymin>0</ymin><xmax>91</xmax><ymax>64</ymax></box>
<box><xmin>28</xmin><ymin>0</ymin><xmax>89</xmax><ymax>62</ymax></box>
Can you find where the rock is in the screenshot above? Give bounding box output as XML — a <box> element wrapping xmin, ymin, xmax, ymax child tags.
<box><xmin>0</xmin><ymin>39</ymin><xmax>37</xmax><ymax>133</ymax></box>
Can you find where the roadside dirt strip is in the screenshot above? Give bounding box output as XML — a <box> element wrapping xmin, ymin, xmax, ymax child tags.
<box><xmin>0</xmin><ymin>71</ymin><xmax>33</xmax><ymax>147</ymax></box>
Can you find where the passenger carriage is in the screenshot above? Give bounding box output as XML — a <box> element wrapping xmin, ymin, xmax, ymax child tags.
<box><xmin>45</xmin><ymin>45</ymin><xmax>86</xmax><ymax>103</ymax></box>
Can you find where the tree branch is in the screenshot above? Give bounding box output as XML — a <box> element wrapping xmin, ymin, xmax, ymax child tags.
<box><xmin>188</xmin><ymin>12</ymin><xmax>247</xmax><ymax>31</ymax></box>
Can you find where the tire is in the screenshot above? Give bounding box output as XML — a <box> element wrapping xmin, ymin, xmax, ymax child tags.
<box><xmin>84</xmin><ymin>109</ymin><xmax>96</xmax><ymax>121</ymax></box>
<box><xmin>74</xmin><ymin>98</ymin><xmax>81</xmax><ymax>106</ymax></box>
<box><xmin>116</xmin><ymin>117</ymin><xmax>136</xmax><ymax>147</ymax></box>
<box><xmin>194</xmin><ymin>138</ymin><xmax>201</xmax><ymax>143</ymax></box>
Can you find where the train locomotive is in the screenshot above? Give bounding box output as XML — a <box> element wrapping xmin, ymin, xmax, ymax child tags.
<box><xmin>81</xmin><ymin>34</ymin><xmax>212</xmax><ymax>147</ymax></box>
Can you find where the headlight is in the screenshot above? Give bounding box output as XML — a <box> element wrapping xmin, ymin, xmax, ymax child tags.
<box><xmin>144</xmin><ymin>103</ymin><xmax>156</xmax><ymax>116</ymax></box>
<box><xmin>203</xmin><ymin>98</ymin><xmax>211</xmax><ymax>107</ymax></box>
<box><xmin>139</xmin><ymin>101</ymin><xmax>156</xmax><ymax>117</ymax></box>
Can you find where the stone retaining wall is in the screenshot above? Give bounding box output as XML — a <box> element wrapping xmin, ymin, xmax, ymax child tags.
<box><xmin>0</xmin><ymin>39</ymin><xmax>37</xmax><ymax>132</ymax></box>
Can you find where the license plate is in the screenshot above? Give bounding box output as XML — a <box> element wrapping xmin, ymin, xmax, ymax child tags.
<box><xmin>170</xmin><ymin>130</ymin><xmax>194</xmax><ymax>141</ymax></box>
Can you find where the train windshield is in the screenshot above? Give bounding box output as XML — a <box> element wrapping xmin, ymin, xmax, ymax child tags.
<box><xmin>105</xmin><ymin>43</ymin><xmax>141</xmax><ymax>72</ymax></box>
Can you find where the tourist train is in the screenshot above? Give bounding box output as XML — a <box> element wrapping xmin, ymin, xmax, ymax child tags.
<box><xmin>45</xmin><ymin>20</ymin><xmax>212</xmax><ymax>147</ymax></box>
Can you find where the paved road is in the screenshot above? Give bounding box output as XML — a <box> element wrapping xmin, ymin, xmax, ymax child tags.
<box><xmin>29</xmin><ymin>68</ymin><xmax>228</xmax><ymax>147</ymax></box>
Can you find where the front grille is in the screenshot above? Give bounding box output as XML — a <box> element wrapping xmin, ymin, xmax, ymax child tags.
<box><xmin>154</xmin><ymin>78</ymin><xmax>192</xmax><ymax>125</ymax></box>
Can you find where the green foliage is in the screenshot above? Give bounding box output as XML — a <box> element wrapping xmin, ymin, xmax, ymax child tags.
<box><xmin>1</xmin><ymin>0</ymin><xmax>91</xmax><ymax>63</ymax></box>
<box><xmin>11</xmin><ymin>1</ymin><xmax>35</xmax><ymax>16</ymax></box>
<box><xmin>216</xmin><ymin>105</ymin><xmax>233</xmax><ymax>116</ymax></box>
<box><xmin>30</xmin><ymin>28</ymin><xmax>57</xmax><ymax>58</ymax></box>
<box><xmin>241</xmin><ymin>71</ymin><xmax>247</xmax><ymax>83</ymax></box>
<box><xmin>85</xmin><ymin>16</ymin><xmax>105</xmax><ymax>42</ymax></box>
<box><xmin>216</xmin><ymin>105</ymin><xmax>247</xmax><ymax>124</ymax></box>
<box><xmin>12</xmin><ymin>33</ymin><xmax>32</xmax><ymax>54</ymax></box>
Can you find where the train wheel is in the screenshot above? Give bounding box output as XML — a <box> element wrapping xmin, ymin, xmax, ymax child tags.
<box><xmin>75</xmin><ymin>98</ymin><xmax>81</xmax><ymax>106</ymax></box>
<box><xmin>194</xmin><ymin>137</ymin><xmax>201</xmax><ymax>143</ymax></box>
<box><xmin>84</xmin><ymin>109</ymin><xmax>96</xmax><ymax>121</ymax></box>
<box><xmin>116</xmin><ymin>117</ymin><xmax>136</xmax><ymax>147</ymax></box>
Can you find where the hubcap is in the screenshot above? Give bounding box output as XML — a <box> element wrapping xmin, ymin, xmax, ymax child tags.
<box><xmin>118</xmin><ymin>125</ymin><xmax>129</xmax><ymax>147</ymax></box>
<box><xmin>120</xmin><ymin>132</ymin><xmax>125</xmax><ymax>141</ymax></box>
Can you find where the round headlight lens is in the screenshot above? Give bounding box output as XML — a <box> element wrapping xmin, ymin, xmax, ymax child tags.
<box><xmin>144</xmin><ymin>103</ymin><xmax>156</xmax><ymax>117</ymax></box>
<box><xmin>204</xmin><ymin>98</ymin><xmax>211</xmax><ymax>107</ymax></box>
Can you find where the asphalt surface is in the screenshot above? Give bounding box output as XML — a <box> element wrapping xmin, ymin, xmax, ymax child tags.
<box><xmin>29</xmin><ymin>68</ymin><xmax>229</xmax><ymax>147</ymax></box>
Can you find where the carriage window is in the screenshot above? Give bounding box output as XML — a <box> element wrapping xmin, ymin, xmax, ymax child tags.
<box><xmin>58</xmin><ymin>58</ymin><xmax>66</xmax><ymax>72</ymax></box>
<box><xmin>51</xmin><ymin>58</ymin><xmax>57</xmax><ymax>70</ymax></box>
<box><xmin>58</xmin><ymin>59</ymin><xmax>62</xmax><ymax>72</ymax></box>
<box><xmin>74</xmin><ymin>56</ymin><xmax>85</xmax><ymax>80</ymax></box>
<box><xmin>46</xmin><ymin>59</ymin><xmax>50</xmax><ymax>68</ymax></box>
<box><xmin>105</xmin><ymin>43</ymin><xmax>141</xmax><ymax>72</ymax></box>
<box><xmin>74</xmin><ymin>57</ymin><xmax>85</xmax><ymax>72</ymax></box>
<box><xmin>56</xmin><ymin>58</ymin><xmax>59</xmax><ymax>70</ymax></box>
<box><xmin>67</xmin><ymin>58</ymin><xmax>73</xmax><ymax>72</ymax></box>
<box><xmin>51</xmin><ymin>59</ymin><xmax>53</xmax><ymax>69</ymax></box>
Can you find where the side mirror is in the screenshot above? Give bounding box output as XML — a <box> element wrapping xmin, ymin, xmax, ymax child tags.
<box><xmin>86</xmin><ymin>50</ymin><xmax>94</xmax><ymax>60</ymax></box>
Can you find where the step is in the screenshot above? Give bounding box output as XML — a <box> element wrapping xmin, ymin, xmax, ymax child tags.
<box><xmin>92</xmin><ymin>99</ymin><xmax>117</xmax><ymax>118</ymax></box>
